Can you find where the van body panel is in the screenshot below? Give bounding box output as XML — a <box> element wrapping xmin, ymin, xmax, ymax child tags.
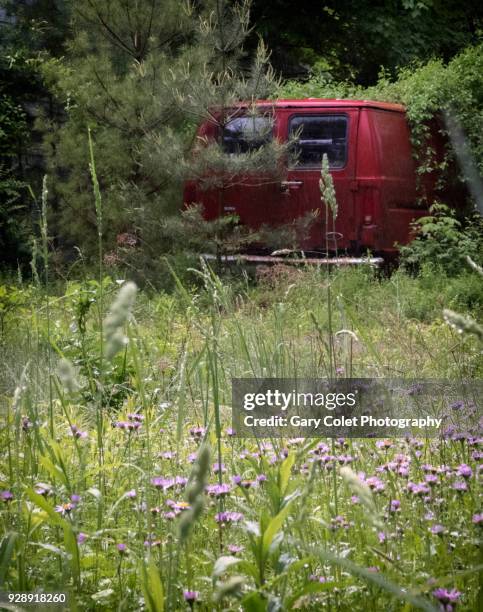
<box><xmin>183</xmin><ymin>99</ymin><xmax>445</xmax><ymax>257</ymax></box>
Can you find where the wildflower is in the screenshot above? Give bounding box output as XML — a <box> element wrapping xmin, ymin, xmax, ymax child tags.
<box><xmin>189</xmin><ymin>426</ymin><xmax>206</xmax><ymax>439</ymax></box>
<box><xmin>77</xmin><ymin>532</ymin><xmax>87</xmax><ymax>544</ymax></box>
<box><xmin>70</xmin><ymin>424</ymin><xmax>88</xmax><ymax>439</ymax></box>
<box><xmin>151</xmin><ymin>476</ymin><xmax>187</xmax><ymax>491</ymax></box>
<box><xmin>159</xmin><ymin>451</ymin><xmax>176</xmax><ymax>460</ymax></box>
<box><xmin>22</xmin><ymin>416</ymin><xmax>33</xmax><ymax>432</ymax></box>
<box><xmin>163</xmin><ymin>511</ymin><xmax>177</xmax><ymax>520</ymax></box>
<box><xmin>55</xmin><ymin>502</ymin><xmax>74</xmax><ymax>516</ymax></box>
<box><xmin>337</xmin><ymin>454</ymin><xmax>355</xmax><ymax>465</ymax></box>
<box><xmin>452</xmin><ymin>481</ymin><xmax>468</xmax><ymax>492</ymax></box>
<box><xmin>407</xmin><ymin>482</ymin><xmax>430</xmax><ymax>496</ymax></box>
<box><xmin>127</xmin><ymin>412</ymin><xmax>144</xmax><ymax>422</ymax></box>
<box><xmin>309</xmin><ymin>575</ymin><xmax>329</xmax><ymax>583</ymax></box>
<box><xmin>376</xmin><ymin>439</ymin><xmax>393</xmax><ymax>450</ymax></box>
<box><xmin>367</xmin><ymin>566</ymin><xmax>379</xmax><ymax>573</ymax></box>
<box><xmin>330</xmin><ymin>515</ymin><xmax>352</xmax><ymax>530</ymax></box>
<box><xmin>232</xmin><ymin>475</ymin><xmax>255</xmax><ymax>489</ymax></box>
<box><xmin>206</xmin><ymin>484</ymin><xmax>231</xmax><ymax>498</ymax></box>
<box><xmin>215</xmin><ymin>511</ymin><xmax>244</xmax><ymax>525</ymax></box>
<box><xmin>257</xmin><ymin>474</ymin><xmax>267</xmax><ymax>483</ymax></box>
<box><xmin>351</xmin><ymin>495</ymin><xmax>360</xmax><ymax>504</ymax></box>
<box><xmin>472</xmin><ymin>513</ymin><xmax>483</xmax><ymax>525</ymax></box>
<box><xmin>183</xmin><ymin>590</ymin><xmax>199</xmax><ymax>606</ymax></box>
<box><xmin>432</xmin><ymin>588</ymin><xmax>461</xmax><ymax>610</ymax></box>
<box><xmin>187</xmin><ymin>453</ymin><xmax>197</xmax><ymax>463</ymax></box>
<box><xmin>1</xmin><ymin>490</ymin><xmax>13</xmax><ymax>503</ymax></box>
<box><xmin>117</xmin><ymin>543</ymin><xmax>127</xmax><ymax>555</ymax></box>
<box><xmin>390</xmin><ymin>499</ymin><xmax>400</xmax><ymax>512</ymax></box>
<box><xmin>377</xmin><ymin>532</ymin><xmax>386</xmax><ymax>543</ymax></box>
<box><xmin>34</xmin><ymin>484</ymin><xmax>51</xmax><ymax>497</ymax></box>
<box><xmin>456</xmin><ymin>464</ymin><xmax>472</xmax><ymax>479</ymax></box>
<box><xmin>227</xmin><ymin>544</ymin><xmax>244</xmax><ymax>554</ymax></box>
<box><xmin>430</xmin><ymin>524</ymin><xmax>445</xmax><ymax>535</ymax></box>
<box><xmin>225</xmin><ymin>427</ymin><xmax>236</xmax><ymax>437</ymax></box>
<box><xmin>166</xmin><ymin>500</ymin><xmax>190</xmax><ymax>512</ymax></box>
<box><xmin>425</xmin><ymin>474</ymin><xmax>439</xmax><ymax>486</ymax></box>
<box><xmin>212</xmin><ymin>463</ymin><xmax>226</xmax><ymax>474</ymax></box>
<box><xmin>365</xmin><ymin>476</ymin><xmax>385</xmax><ymax>493</ymax></box>
<box><xmin>71</xmin><ymin>494</ymin><xmax>81</xmax><ymax>506</ymax></box>
<box><xmin>125</xmin><ymin>489</ymin><xmax>136</xmax><ymax>499</ymax></box>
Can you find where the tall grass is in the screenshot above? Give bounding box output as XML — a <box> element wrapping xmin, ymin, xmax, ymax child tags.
<box><xmin>0</xmin><ymin>149</ymin><xmax>481</xmax><ymax>609</ymax></box>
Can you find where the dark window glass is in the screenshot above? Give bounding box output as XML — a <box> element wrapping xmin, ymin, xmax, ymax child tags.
<box><xmin>289</xmin><ymin>115</ymin><xmax>348</xmax><ymax>168</ymax></box>
<box><xmin>222</xmin><ymin>116</ymin><xmax>272</xmax><ymax>154</ymax></box>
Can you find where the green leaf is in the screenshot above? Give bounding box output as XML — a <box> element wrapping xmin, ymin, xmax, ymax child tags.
<box><xmin>279</xmin><ymin>453</ymin><xmax>294</xmax><ymax>495</ymax></box>
<box><xmin>140</xmin><ymin>557</ymin><xmax>164</xmax><ymax>612</ymax></box>
<box><xmin>0</xmin><ymin>532</ymin><xmax>18</xmax><ymax>586</ymax></box>
<box><xmin>242</xmin><ymin>591</ymin><xmax>267</xmax><ymax>612</ymax></box>
<box><xmin>262</xmin><ymin>502</ymin><xmax>292</xmax><ymax>558</ymax></box>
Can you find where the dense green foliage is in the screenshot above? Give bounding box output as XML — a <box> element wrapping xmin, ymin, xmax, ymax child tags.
<box><xmin>251</xmin><ymin>0</ymin><xmax>482</xmax><ymax>83</ymax></box>
<box><xmin>399</xmin><ymin>204</ymin><xmax>483</xmax><ymax>276</ymax></box>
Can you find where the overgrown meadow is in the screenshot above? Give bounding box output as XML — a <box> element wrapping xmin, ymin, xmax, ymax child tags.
<box><xmin>0</xmin><ymin>257</ymin><xmax>482</xmax><ymax>611</ymax></box>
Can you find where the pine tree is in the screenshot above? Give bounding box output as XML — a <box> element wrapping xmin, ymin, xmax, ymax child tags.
<box><xmin>41</xmin><ymin>0</ymin><xmax>289</xmax><ymax>268</ymax></box>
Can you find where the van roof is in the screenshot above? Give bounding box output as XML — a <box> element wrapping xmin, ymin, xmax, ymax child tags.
<box><xmin>248</xmin><ymin>99</ymin><xmax>406</xmax><ymax>113</ymax></box>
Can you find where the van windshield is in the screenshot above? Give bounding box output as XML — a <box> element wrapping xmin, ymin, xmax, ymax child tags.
<box><xmin>222</xmin><ymin>116</ymin><xmax>273</xmax><ymax>154</ymax></box>
<box><xmin>289</xmin><ymin>115</ymin><xmax>348</xmax><ymax>168</ymax></box>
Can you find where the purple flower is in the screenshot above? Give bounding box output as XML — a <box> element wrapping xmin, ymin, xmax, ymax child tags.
<box><xmin>71</xmin><ymin>494</ymin><xmax>81</xmax><ymax>505</ymax></box>
<box><xmin>55</xmin><ymin>502</ymin><xmax>74</xmax><ymax>515</ymax></box>
<box><xmin>189</xmin><ymin>426</ymin><xmax>206</xmax><ymax>439</ymax></box>
<box><xmin>215</xmin><ymin>511</ymin><xmax>244</xmax><ymax>525</ymax></box>
<box><xmin>225</xmin><ymin>428</ymin><xmax>236</xmax><ymax>437</ymax></box>
<box><xmin>452</xmin><ymin>481</ymin><xmax>468</xmax><ymax>492</ymax></box>
<box><xmin>70</xmin><ymin>424</ymin><xmax>88</xmax><ymax>439</ymax></box>
<box><xmin>151</xmin><ymin>476</ymin><xmax>187</xmax><ymax>491</ymax></box>
<box><xmin>1</xmin><ymin>490</ymin><xmax>13</xmax><ymax>503</ymax></box>
<box><xmin>425</xmin><ymin>474</ymin><xmax>439</xmax><ymax>486</ymax></box>
<box><xmin>183</xmin><ymin>590</ymin><xmax>199</xmax><ymax>604</ymax></box>
<box><xmin>22</xmin><ymin>416</ymin><xmax>33</xmax><ymax>432</ymax></box>
<box><xmin>212</xmin><ymin>463</ymin><xmax>226</xmax><ymax>474</ymax></box>
<box><xmin>351</xmin><ymin>495</ymin><xmax>360</xmax><ymax>504</ymax></box>
<box><xmin>127</xmin><ymin>413</ymin><xmax>144</xmax><ymax>422</ymax></box>
<box><xmin>227</xmin><ymin>544</ymin><xmax>244</xmax><ymax>554</ymax></box>
<box><xmin>377</xmin><ymin>531</ymin><xmax>386</xmax><ymax>543</ymax></box>
<box><xmin>456</xmin><ymin>464</ymin><xmax>472</xmax><ymax>479</ymax></box>
<box><xmin>472</xmin><ymin>513</ymin><xmax>483</xmax><ymax>525</ymax></box>
<box><xmin>159</xmin><ymin>451</ymin><xmax>176</xmax><ymax>460</ymax></box>
<box><xmin>365</xmin><ymin>476</ymin><xmax>385</xmax><ymax>493</ymax></box>
<box><xmin>77</xmin><ymin>532</ymin><xmax>87</xmax><ymax>544</ymax></box>
<box><xmin>206</xmin><ymin>484</ymin><xmax>231</xmax><ymax>498</ymax></box>
<box><xmin>432</xmin><ymin>588</ymin><xmax>461</xmax><ymax>608</ymax></box>
<box><xmin>430</xmin><ymin>524</ymin><xmax>445</xmax><ymax>535</ymax></box>
<box><xmin>125</xmin><ymin>489</ymin><xmax>137</xmax><ymax>499</ymax></box>
<box><xmin>117</xmin><ymin>543</ymin><xmax>127</xmax><ymax>555</ymax></box>
<box><xmin>407</xmin><ymin>482</ymin><xmax>430</xmax><ymax>496</ymax></box>
<box><xmin>309</xmin><ymin>574</ymin><xmax>328</xmax><ymax>583</ymax></box>
<box><xmin>376</xmin><ymin>439</ymin><xmax>393</xmax><ymax>450</ymax></box>
<box><xmin>257</xmin><ymin>474</ymin><xmax>267</xmax><ymax>483</ymax></box>
<box><xmin>35</xmin><ymin>485</ymin><xmax>51</xmax><ymax>497</ymax></box>
<box><xmin>390</xmin><ymin>499</ymin><xmax>400</xmax><ymax>512</ymax></box>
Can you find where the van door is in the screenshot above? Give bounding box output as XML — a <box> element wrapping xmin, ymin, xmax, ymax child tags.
<box><xmin>281</xmin><ymin>108</ymin><xmax>359</xmax><ymax>253</ymax></box>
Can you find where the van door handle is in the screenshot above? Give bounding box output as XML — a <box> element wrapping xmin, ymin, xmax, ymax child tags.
<box><xmin>281</xmin><ymin>180</ymin><xmax>303</xmax><ymax>192</ymax></box>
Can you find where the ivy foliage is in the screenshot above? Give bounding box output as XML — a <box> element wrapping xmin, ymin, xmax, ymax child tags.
<box><xmin>276</xmin><ymin>44</ymin><xmax>483</xmax><ymax>179</ymax></box>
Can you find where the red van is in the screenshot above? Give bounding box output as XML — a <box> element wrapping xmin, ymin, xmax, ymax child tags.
<box><xmin>183</xmin><ymin>99</ymin><xmax>443</xmax><ymax>262</ymax></box>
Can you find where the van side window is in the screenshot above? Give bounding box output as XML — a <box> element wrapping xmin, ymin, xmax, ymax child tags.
<box><xmin>289</xmin><ymin>115</ymin><xmax>348</xmax><ymax>168</ymax></box>
<box><xmin>222</xmin><ymin>116</ymin><xmax>273</xmax><ymax>154</ymax></box>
